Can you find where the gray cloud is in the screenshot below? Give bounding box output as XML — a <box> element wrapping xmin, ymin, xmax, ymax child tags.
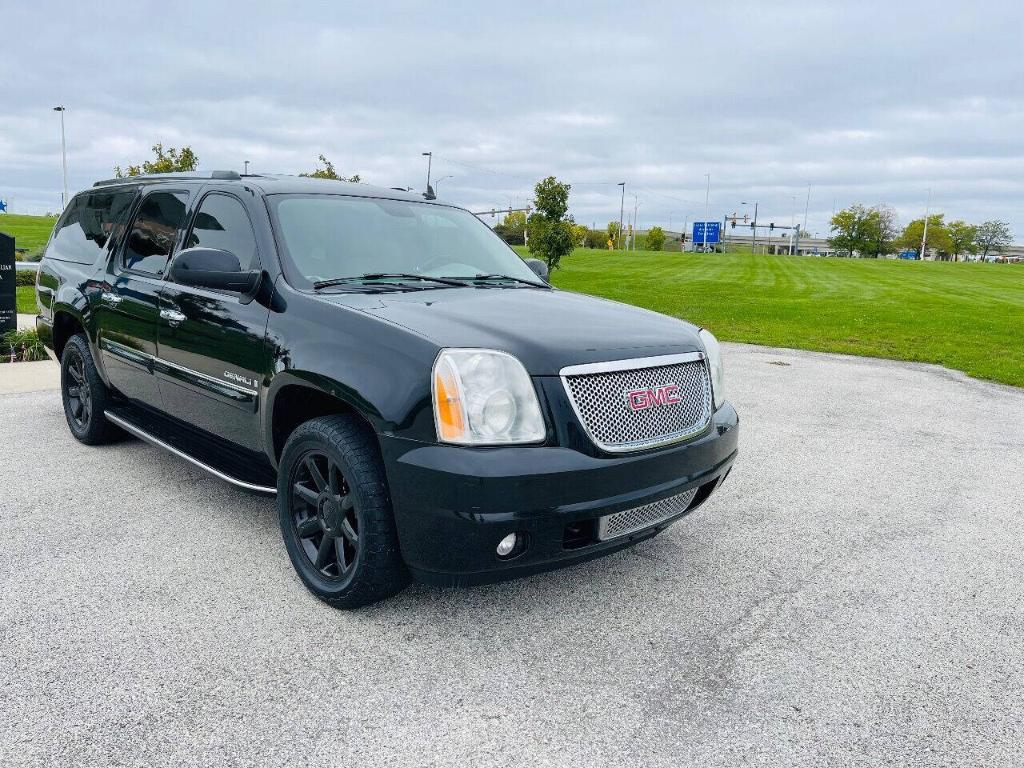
<box><xmin>3</xmin><ymin>0</ymin><xmax>1023</xmax><ymax>239</ymax></box>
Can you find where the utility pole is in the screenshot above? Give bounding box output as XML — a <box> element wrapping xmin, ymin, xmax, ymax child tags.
<box><xmin>53</xmin><ymin>106</ymin><xmax>68</xmax><ymax>210</ymax></box>
<box><xmin>703</xmin><ymin>173</ymin><xmax>710</xmax><ymax>251</ymax></box>
<box><xmin>617</xmin><ymin>182</ymin><xmax>626</xmax><ymax>250</ymax></box>
<box><xmin>789</xmin><ymin>195</ymin><xmax>797</xmax><ymax>255</ymax></box>
<box><xmin>244</xmin><ymin>160</ymin><xmax>250</xmax><ymax>175</ymax></box>
<box><xmin>920</xmin><ymin>188</ymin><xmax>932</xmax><ymax>260</ymax></box>
<box><xmin>796</xmin><ymin>185</ymin><xmax>810</xmax><ymax>256</ymax></box>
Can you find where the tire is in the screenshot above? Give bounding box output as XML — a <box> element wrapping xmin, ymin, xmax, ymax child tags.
<box><xmin>60</xmin><ymin>333</ymin><xmax>120</xmax><ymax>445</ymax></box>
<box><xmin>277</xmin><ymin>414</ymin><xmax>410</xmax><ymax>608</ymax></box>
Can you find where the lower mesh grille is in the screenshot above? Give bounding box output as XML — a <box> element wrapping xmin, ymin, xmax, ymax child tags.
<box><xmin>597</xmin><ymin>487</ymin><xmax>698</xmax><ymax>541</ymax></box>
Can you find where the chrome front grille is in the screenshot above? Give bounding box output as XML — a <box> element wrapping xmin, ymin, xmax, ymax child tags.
<box><xmin>561</xmin><ymin>353</ymin><xmax>713</xmax><ymax>453</ymax></box>
<box><xmin>597</xmin><ymin>487</ymin><xmax>698</xmax><ymax>540</ymax></box>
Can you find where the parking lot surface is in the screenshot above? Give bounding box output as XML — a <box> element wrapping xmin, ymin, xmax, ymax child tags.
<box><xmin>2</xmin><ymin>343</ymin><xmax>1022</xmax><ymax>767</ymax></box>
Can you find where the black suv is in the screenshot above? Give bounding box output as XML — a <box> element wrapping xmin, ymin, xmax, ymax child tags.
<box><xmin>35</xmin><ymin>172</ymin><xmax>739</xmax><ymax>608</ymax></box>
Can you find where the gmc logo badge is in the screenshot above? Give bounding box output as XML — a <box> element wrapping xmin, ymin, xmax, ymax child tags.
<box><xmin>624</xmin><ymin>383</ymin><xmax>681</xmax><ymax>411</ymax></box>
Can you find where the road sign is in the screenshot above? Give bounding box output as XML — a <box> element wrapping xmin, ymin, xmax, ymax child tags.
<box><xmin>0</xmin><ymin>199</ymin><xmax>7</xmax><ymax>213</ymax></box>
<box><xmin>692</xmin><ymin>221</ymin><xmax>720</xmax><ymax>244</ymax></box>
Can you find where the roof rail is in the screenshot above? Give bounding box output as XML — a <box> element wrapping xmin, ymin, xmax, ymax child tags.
<box><xmin>93</xmin><ymin>170</ymin><xmax>241</xmax><ymax>187</ymax></box>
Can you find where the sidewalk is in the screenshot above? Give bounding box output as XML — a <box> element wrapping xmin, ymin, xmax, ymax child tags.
<box><xmin>17</xmin><ymin>313</ymin><xmax>35</xmax><ymax>331</ymax></box>
<box><xmin>0</xmin><ymin>359</ymin><xmax>60</xmax><ymax>394</ymax></box>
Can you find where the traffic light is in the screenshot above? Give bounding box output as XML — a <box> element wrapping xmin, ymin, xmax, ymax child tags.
<box><xmin>731</xmin><ymin>220</ymin><xmax>736</xmax><ymax>228</ymax></box>
<box><xmin>769</xmin><ymin>222</ymin><xmax>774</xmax><ymax>231</ymax></box>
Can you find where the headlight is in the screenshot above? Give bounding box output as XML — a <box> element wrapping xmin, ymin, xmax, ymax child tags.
<box><xmin>432</xmin><ymin>349</ymin><xmax>546</xmax><ymax>445</ymax></box>
<box><xmin>699</xmin><ymin>329</ymin><xmax>726</xmax><ymax>409</ymax></box>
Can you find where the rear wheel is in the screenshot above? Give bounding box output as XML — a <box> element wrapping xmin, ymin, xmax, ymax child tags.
<box><xmin>60</xmin><ymin>333</ymin><xmax>119</xmax><ymax>445</ymax></box>
<box><xmin>277</xmin><ymin>414</ymin><xmax>410</xmax><ymax>608</ymax></box>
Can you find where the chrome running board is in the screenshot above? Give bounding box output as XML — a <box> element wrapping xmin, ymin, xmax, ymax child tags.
<box><xmin>104</xmin><ymin>410</ymin><xmax>277</xmax><ymax>495</ymax></box>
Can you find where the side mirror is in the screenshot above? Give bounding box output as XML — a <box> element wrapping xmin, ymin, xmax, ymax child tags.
<box><xmin>525</xmin><ymin>258</ymin><xmax>549</xmax><ymax>281</ymax></box>
<box><xmin>169</xmin><ymin>247</ymin><xmax>260</xmax><ymax>294</ymax></box>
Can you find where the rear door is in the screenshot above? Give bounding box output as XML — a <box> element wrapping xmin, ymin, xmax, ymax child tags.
<box><xmin>95</xmin><ymin>188</ymin><xmax>190</xmax><ymax>406</ymax></box>
<box><xmin>156</xmin><ymin>189</ymin><xmax>271</xmax><ymax>451</ymax></box>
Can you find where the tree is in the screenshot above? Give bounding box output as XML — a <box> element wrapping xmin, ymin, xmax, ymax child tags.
<box><xmin>493</xmin><ymin>210</ymin><xmax>526</xmax><ymax>245</ymax></box>
<box><xmin>896</xmin><ymin>214</ymin><xmax>950</xmax><ymax>257</ymax></box>
<box><xmin>115</xmin><ymin>143</ymin><xmax>198</xmax><ymax>177</ymax></box>
<box><xmin>571</xmin><ymin>223</ymin><xmax>589</xmax><ymax>248</ymax></box>
<box><xmin>607</xmin><ymin>221</ymin><xmax>621</xmax><ymax>247</ymax></box>
<box><xmin>863</xmin><ymin>205</ymin><xmax>898</xmax><ymax>258</ymax></box>
<box><xmin>644</xmin><ymin>226</ymin><xmax>666</xmax><ymax>252</ymax></box>
<box><xmin>828</xmin><ymin>204</ymin><xmax>873</xmax><ymax>257</ymax></box>
<box><xmin>945</xmin><ymin>220</ymin><xmax>978</xmax><ymax>262</ymax></box>
<box><xmin>526</xmin><ymin>176</ymin><xmax>574</xmax><ymax>272</ymax></box>
<box><xmin>299</xmin><ymin>154</ymin><xmax>360</xmax><ymax>182</ymax></box>
<box><xmin>973</xmin><ymin>220</ymin><xmax>1012</xmax><ymax>259</ymax></box>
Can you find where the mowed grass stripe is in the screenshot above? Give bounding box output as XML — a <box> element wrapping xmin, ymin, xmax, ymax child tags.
<box><xmin>527</xmin><ymin>248</ymin><xmax>1024</xmax><ymax>387</ymax></box>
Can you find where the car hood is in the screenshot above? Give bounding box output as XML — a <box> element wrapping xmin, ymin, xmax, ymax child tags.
<box><xmin>325</xmin><ymin>287</ymin><xmax>704</xmax><ymax>375</ymax></box>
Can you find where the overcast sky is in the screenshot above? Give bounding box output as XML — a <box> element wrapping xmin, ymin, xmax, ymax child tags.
<box><xmin>3</xmin><ymin>0</ymin><xmax>1023</xmax><ymax>240</ymax></box>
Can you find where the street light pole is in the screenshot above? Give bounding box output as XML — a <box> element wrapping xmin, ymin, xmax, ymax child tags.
<box><xmin>244</xmin><ymin>160</ymin><xmax>250</xmax><ymax>175</ymax></box>
<box><xmin>617</xmin><ymin>182</ymin><xmax>625</xmax><ymax>250</ymax></box>
<box><xmin>702</xmin><ymin>173</ymin><xmax>710</xmax><ymax>252</ymax></box>
<box><xmin>434</xmin><ymin>175</ymin><xmax>453</xmax><ymax>194</ymax></box>
<box><xmin>422</xmin><ymin>152</ymin><xmax>433</xmax><ymax>191</ymax></box>
<box><xmin>920</xmin><ymin>187</ymin><xmax>932</xmax><ymax>260</ymax></box>
<box><xmin>53</xmin><ymin>106</ymin><xmax>68</xmax><ymax>210</ymax></box>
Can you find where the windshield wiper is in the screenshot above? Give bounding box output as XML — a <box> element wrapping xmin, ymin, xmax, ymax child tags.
<box><xmin>455</xmin><ymin>273</ymin><xmax>548</xmax><ymax>288</ymax></box>
<box><xmin>313</xmin><ymin>273</ymin><xmax>468</xmax><ymax>290</ymax></box>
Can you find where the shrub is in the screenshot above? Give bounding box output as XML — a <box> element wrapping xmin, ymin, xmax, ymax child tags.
<box><xmin>15</xmin><ymin>270</ymin><xmax>37</xmax><ymax>287</ymax></box>
<box><xmin>1</xmin><ymin>329</ymin><xmax>48</xmax><ymax>363</ymax></box>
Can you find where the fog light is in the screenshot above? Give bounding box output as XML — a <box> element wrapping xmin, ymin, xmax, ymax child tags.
<box><xmin>496</xmin><ymin>533</ymin><xmax>518</xmax><ymax>557</ymax></box>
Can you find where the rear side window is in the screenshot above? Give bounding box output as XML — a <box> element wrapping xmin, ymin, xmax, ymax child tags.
<box><xmin>184</xmin><ymin>194</ymin><xmax>259</xmax><ymax>271</ymax></box>
<box><xmin>48</xmin><ymin>190</ymin><xmax>137</xmax><ymax>264</ymax></box>
<box><xmin>122</xmin><ymin>191</ymin><xmax>190</xmax><ymax>275</ymax></box>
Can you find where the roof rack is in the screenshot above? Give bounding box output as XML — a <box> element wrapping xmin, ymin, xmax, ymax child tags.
<box><xmin>93</xmin><ymin>170</ymin><xmax>242</xmax><ymax>187</ymax></box>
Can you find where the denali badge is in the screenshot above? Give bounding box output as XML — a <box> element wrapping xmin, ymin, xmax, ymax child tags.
<box><xmin>625</xmin><ymin>384</ymin><xmax>681</xmax><ymax>411</ymax></box>
<box><xmin>224</xmin><ymin>371</ymin><xmax>256</xmax><ymax>388</ymax></box>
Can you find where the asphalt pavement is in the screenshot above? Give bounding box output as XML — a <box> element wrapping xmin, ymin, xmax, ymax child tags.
<box><xmin>1</xmin><ymin>343</ymin><xmax>1022</xmax><ymax>767</ymax></box>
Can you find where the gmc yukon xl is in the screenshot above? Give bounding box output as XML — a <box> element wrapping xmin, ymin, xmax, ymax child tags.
<box><xmin>35</xmin><ymin>172</ymin><xmax>739</xmax><ymax>608</ymax></box>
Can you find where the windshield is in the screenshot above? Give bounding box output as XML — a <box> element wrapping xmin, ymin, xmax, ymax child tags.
<box><xmin>269</xmin><ymin>194</ymin><xmax>542</xmax><ymax>289</ymax></box>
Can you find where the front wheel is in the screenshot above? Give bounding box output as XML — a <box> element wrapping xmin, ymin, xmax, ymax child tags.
<box><xmin>277</xmin><ymin>415</ymin><xmax>410</xmax><ymax>609</ymax></box>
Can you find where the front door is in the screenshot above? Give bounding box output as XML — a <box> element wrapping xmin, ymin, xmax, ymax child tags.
<box><xmin>96</xmin><ymin>189</ymin><xmax>190</xmax><ymax>407</ymax></box>
<box><xmin>156</xmin><ymin>190</ymin><xmax>270</xmax><ymax>452</ymax></box>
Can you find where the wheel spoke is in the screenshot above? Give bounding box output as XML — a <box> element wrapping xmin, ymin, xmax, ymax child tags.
<box><xmin>306</xmin><ymin>456</ymin><xmax>327</xmax><ymax>492</ymax></box>
<box><xmin>68</xmin><ymin>366</ymin><xmax>83</xmax><ymax>385</ymax></box>
<box><xmin>297</xmin><ymin>516</ymin><xmax>322</xmax><ymax>538</ymax></box>
<box><xmin>328</xmin><ymin>462</ymin><xmax>341</xmax><ymax>495</ymax></box>
<box><xmin>340</xmin><ymin>518</ymin><xmax>358</xmax><ymax>544</ymax></box>
<box><xmin>67</xmin><ymin>386</ymin><xmax>80</xmax><ymax>398</ymax></box>
<box><xmin>315</xmin><ymin>535</ymin><xmax>334</xmax><ymax>569</ymax></box>
<box><xmin>340</xmin><ymin>495</ymin><xmax>354</xmax><ymax>512</ymax></box>
<box><xmin>294</xmin><ymin>482</ymin><xmax>319</xmax><ymax>507</ymax></box>
<box><xmin>335</xmin><ymin>538</ymin><xmax>348</xmax><ymax>571</ymax></box>
<box><xmin>71</xmin><ymin>399</ymin><xmax>83</xmax><ymax>418</ymax></box>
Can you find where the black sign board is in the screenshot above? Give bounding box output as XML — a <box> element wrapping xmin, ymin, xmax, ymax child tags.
<box><xmin>0</xmin><ymin>232</ymin><xmax>16</xmax><ymax>334</ymax></box>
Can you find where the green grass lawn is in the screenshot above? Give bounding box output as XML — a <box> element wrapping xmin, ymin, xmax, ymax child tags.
<box><xmin>16</xmin><ymin>286</ymin><xmax>37</xmax><ymax>314</ymax></box>
<box><xmin>521</xmin><ymin>247</ymin><xmax>1024</xmax><ymax>388</ymax></box>
<box><xmin>0</xmin><ymin>213</ymin><xmax>58</xmax><ymax>259</ymax></box>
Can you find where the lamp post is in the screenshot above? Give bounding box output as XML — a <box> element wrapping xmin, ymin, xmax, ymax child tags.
<box><xmin>434</xmin><ymin>175</ymin><xmax>453</xmax><ymax>194</ymax></box>
<box><xmin>702</xmin><ymin>173</ymin><xmax>710</xmax><ymax>252</ymax></box>
<box><xmin>632</xmin><ymin>195</ymin><xmax>640</xmax><ymax>251</ymax></box>
<box><xmin>244</xmin><ymin>160</ymin><xmax>250</xmax><ymax>175</ymax></box>
<box><xmin>617</xmin><ymin>182</ymin><xmax>625</xmax><ymax>250</ymax></box>
<box><xmin>53</xmin><ymin>106</ymin><xmax>68</xmax><ymax>210</ymax></box>
<box><xmin>422</xmin><ymin>151</ymin><xmax>433</xmax><ymax>191</ymax></box>
<box><xmin>920</xmin><ymin>187</ymin><xmax>932</xmax><ymax>260</ymax></box>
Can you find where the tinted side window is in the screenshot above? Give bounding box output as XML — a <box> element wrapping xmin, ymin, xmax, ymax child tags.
<box><xmin>49</xmin><ymin>190</ymin><xmax>137</xmax><ymax>264</ymax></box>
<box><xmin>122</xmin><ymin>191</ymin><xmax>189</xmax><ymax>275</ymax></box>
<box><xmin>185</xmin><ymin>194</ymin><xmax>258</xmax><ymax>270</ymax></box>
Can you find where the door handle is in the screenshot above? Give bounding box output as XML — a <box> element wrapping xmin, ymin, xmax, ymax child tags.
<box><xmin>100</xmin><ymin>291</ymin><xmax>122</xmax><ymax>305</ymax></box>
<box><xmin>160</xmin><ymin>309</ymin><xmax>186</xmax><ymax>326</ymax></box>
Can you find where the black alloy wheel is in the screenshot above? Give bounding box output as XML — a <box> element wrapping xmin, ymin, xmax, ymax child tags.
<box><xmin>290</xmin><ymin>451</ymin><xmax>360</xmax><ymax>582</ymax></box>
<box><xmin>64</xmin><ymin>345</ymin><xmax>92</xmax><ymax>430</ymax></box>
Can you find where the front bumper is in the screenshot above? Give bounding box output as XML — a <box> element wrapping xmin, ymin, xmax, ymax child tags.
<box><xmin>381</xmin><ymin>402</ymin><xmax>739</xmax><ymax>586</ymax></box>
